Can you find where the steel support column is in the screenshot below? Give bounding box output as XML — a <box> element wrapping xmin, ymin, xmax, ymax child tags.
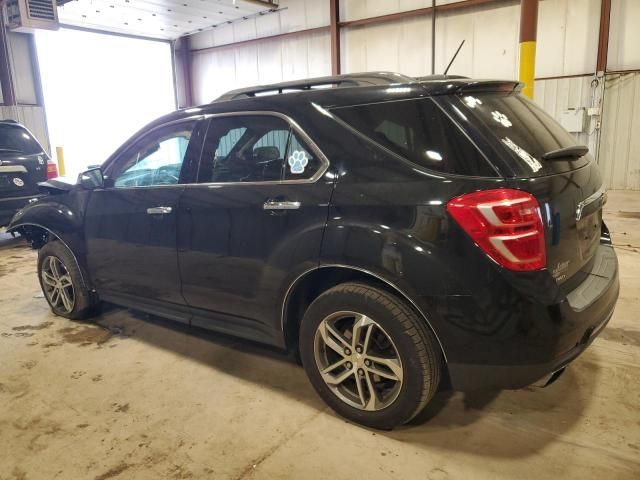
<box><xmin>180</xmin><ymin>36</ymin><xmax>193</xmax><ymax>108</ymax></box>
<box><xmin>596</xmin><ymin>0</ymin><xmax>611</xmax><ymax>73</ymax></box>
<box><xmin>0</xmin><ymin>11</ymin><xmax>16</xmax><ymax>105</ymax></box>
<box><xmin>330</xmin><ymin>0</ymin><xmax>340</xmax><ymax>75</ymax></box>
<box><xmin>518</xmin><ymin>0</ymin><xmax>538</xmax><ymax>99</ymax></box>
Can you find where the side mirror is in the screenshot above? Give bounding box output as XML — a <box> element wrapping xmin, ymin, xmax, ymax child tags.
<box><xmin>79</xmin><ymin>167</ymin><xmax>104</xmax><ymax>190</ymax></box>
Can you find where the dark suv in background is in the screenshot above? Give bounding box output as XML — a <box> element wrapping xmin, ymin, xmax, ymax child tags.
<box><xmin>0</xmin><ymin>120</ymin><xmax>57</xmax><ymax>227</ymax></box>
<box><xmin>8</xmin><ymin>73</ymin><xmax>619</xmax><ymax>429</ymax></box>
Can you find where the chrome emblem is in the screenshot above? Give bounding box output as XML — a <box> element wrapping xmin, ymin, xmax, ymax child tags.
<box><xmin>13</xmin><ymin>177</ymin><xmax>24</xmax><ymax>187</ymax></box>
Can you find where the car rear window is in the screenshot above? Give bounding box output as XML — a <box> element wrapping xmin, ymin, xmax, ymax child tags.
<box><xmin>331</xmin><ymin>98</ymin><xmax>497</xmax><ymax>177</ymax></box>
<box><xmin>457</xmin><ymin>93</ymin><xmax>590</xmax><ymax>176</ymax></box>
<box><xmin>0</xmin><ymin>124</ymin><xmax>43</xmax><ymax>155</ymax></box>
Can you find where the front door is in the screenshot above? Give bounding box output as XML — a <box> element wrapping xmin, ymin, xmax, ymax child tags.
<box><xmin>85</xmin><ymin>119</ymin><xmax>201</xmax><ymax>307</ymax></box>
<box><xmin>177</xmin><ymin>114</ymin><xmax>334</xmax><ymax>341</ymax></box>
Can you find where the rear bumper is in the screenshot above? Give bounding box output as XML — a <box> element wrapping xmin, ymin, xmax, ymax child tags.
<box><xmin>0</xmin><ymin>194</ymin><xmax>42</xmax><ymax>226</ymax></box>
<box><xmin>435</xmin><ymin>244</ymin><xmax>619</xmax><ymax>391</ymax></box>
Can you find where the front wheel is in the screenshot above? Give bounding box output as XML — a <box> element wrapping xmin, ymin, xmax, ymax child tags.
<box><xmin>299</xmin><ymin>282</ymin><xmax>442</xmax><ymax>429</ymax></box>
<box><xmin>37</xmin><ymin>241</ymin><xmax>99</xmax><ymax>320</ymax></box>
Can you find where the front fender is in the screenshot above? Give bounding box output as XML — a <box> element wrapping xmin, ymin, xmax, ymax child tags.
<box><xmin>7</xmin><ymin>195</ymin><xmax>91</xmax><ymax>288</ymax></box>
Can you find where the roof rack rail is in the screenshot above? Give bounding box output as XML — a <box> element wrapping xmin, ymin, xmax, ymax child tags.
<box><xmin>214</xmin><ymin>72</ymin><xmax>415</xmax><ymax>102</ymax></box>
<box><xmin>414</xmin><ymin>74</ymin><xmax>470</xmax><ymax>81</ymax></box>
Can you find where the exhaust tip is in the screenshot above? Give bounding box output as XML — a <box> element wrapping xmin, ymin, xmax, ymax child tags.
<box><xmin>533</xmin><ymin>367</ymin><xmax>566</xmax><ymax>388</ymax></box>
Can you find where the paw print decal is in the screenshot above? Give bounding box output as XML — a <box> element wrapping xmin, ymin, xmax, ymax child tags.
<box><xmin>288</xmin><ymin>150</ymin><xmax>309</xmax><ymax>174</ymax></box>
<box><xmin>463</xmin><ymin>96</ymin><xmax>483</xmax><ymax>108</ymax></box>
<box><xmin>491</xmin><ymin>111</ymin><xmax>512</xmax><ymax>127</ymax></box>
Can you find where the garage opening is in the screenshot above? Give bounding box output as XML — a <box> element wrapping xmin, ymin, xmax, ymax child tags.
<box><xmin>35</xmin><ymin>28</ymin><xmax>175</xmax><ymax>177</ymax></box>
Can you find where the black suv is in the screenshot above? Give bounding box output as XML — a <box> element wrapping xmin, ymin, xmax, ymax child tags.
<box><xmin>8</xmin><ymin>73</ymin><xmax>619</xmax><ymax>429</ymax></box>
<box><xmin>0</xmin><ymin>120</ymin><xmax>57</xmax><ymax>226</ymax></box>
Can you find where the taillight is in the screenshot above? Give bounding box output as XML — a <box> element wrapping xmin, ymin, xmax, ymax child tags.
<box><xmin>47</xmin><ymin>160</ymin><xmax>59</xmax><ymax>179</ymax></box>
<box><xmin>446</xmin><ymin>188</ymin><xmax>546</xmax><ymax>271</ymax></box>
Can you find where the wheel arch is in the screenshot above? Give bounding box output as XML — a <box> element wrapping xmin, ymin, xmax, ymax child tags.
<box><xmin>10</xmin><ymin>222</ymin><xmax>89</xmax><ymax>289</ymax></box>
<box><xmin>281</xmin><ymin>265</ymin><xmax>448</xmax><ymax>362</ymax></box>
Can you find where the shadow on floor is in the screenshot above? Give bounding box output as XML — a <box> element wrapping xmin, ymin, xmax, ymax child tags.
<box><xmin>50</xmin><ymin>299</ymin><xmax>600</xmax><ymax>459</ymax></box>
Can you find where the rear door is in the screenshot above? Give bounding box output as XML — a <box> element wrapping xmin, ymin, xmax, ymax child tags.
<box><xmin>451</xmin><ymin>92</ymin><xmax>604</xmax><ymax>284</ymax></box>
<box><xmin>177</xmin><ymin>113</ymin><xmax>333</xmax><ymax>338</ymax></box>
<box><xmin>85</xmin><ymin>118</ymin><xmax>202</xmax><ymax>309</ymax></box>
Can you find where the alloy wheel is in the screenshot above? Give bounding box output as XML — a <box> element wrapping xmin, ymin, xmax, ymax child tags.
<box><xmin>41</xmin><ymin>256</ymin><xmax>75</xmax><ymax>314</ymax></box>
<box><xmin>313</xmin><ymin>311</ymin><xmax>404</xmax><ymax>411</ymax></box>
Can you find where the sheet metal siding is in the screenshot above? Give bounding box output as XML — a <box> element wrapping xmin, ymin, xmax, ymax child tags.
<box><xmin>192</xmin><ymin>30</ymin><xmax>331</xmax><ymax>104</ymax></box>
<box><xmin>598</xmin><ymin>72</ymin><xmax>640</xmax><ymax>190</ymax></box>
<box><xmin>534</xmin><ymin>75</ymin><xmax>600</xmax><ymax>159</ymax></box>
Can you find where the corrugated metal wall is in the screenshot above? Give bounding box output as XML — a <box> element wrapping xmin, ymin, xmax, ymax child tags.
<box><xmin>192</xmin><ymin>30</ymin><xmax>330</xmax><ymax>104</ymax></box>
<box><xmin>599</xmin><ymin>72</ymin><xmax>640</xmax><ymax>190</ymax></box>
<box><xmin>0</xmin><ymin>32</ymin><xmax>47</xmax><ymax>153</ymax></box>
<box><xmin>190</xmin><ymin>0</ymin><xmax>330</xmax><ymax>103</ymax></box>
<box><xmin>534</xmin><ymin>75</ymin><xmax>600</xmax><ymax>160</ymax></box>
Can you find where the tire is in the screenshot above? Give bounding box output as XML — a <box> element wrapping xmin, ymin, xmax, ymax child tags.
<box><xmin>37</xmin><ymin>240</ymin><xmax>100</xmax><ymax>320</ymax></box>
<box><xmin>299</xmin><ymin>282</ymin><xmax>441</xmax><ymax>429</ymax></box>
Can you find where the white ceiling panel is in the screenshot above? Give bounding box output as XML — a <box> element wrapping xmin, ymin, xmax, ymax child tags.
<box><xmin>57</xmin><ymin>0</ymin><xmax>278</xmax><ymax>40</ymax></box>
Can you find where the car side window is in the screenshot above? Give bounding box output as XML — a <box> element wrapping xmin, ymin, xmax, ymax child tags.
<box><xmin>198</xmin><ymin>115</ymin><xmax>290</xmax><ymax>183</ymax></box>
<box><xmin>112</xmin><ymin>121</ymin><xmax>196</xmax><ymax>188</ymax></box>
<box><xmin>197</xmin><ymin>115</ymin><xmax>324</xmax><ymax>183</ymax></box>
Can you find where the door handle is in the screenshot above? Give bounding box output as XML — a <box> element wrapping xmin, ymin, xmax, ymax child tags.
<box><xmin>263</xmin><ymin>200</ymin><xmax>301</xmax><ymax>211</ymax></box>
<box><xmin>146</xmin><ymin>206</ymin><xmax>173</xmax><ymax>215</ymax></box>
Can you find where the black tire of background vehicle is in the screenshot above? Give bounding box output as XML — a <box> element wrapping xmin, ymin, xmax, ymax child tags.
<box><xmin>37</xmin><ymin>240</ymin><xmax>100</xmax><ymax>320</ymax></box>
<box><xmin>299</xmin><ymin>282</ymin><xmax>442</xmax><ymax>430</ymax></box>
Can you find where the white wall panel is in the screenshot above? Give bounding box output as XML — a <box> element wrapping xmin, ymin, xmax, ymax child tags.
<box><xmin>191</xmin><ymin>31</ymin><xmax>330</xmax><ymax>104</ymax></box>
<box><xmin>190</xmin><ymin>0</ymin><xmax>328</xmax><ymax>50</ymax></box>
<box><xmin>607</xmin><ymin>0</ymin><xmax>640</xmax><ymax>71</ymax></box>
<box><xmin>598</xmin><ymin>73</ymin><xmax>640</xmax><ymax>190</ymax></box>
<box><xmin>0</xmin><ymin>106</ymin><xmax>50</xmax><ymax>155</ymax></box>
<box><xmin>343</xmin><ymin>2</ymin><xmax>520</xmax><ymax>79</ymax></box>
<box><xmin>534</xmin><ymin>75</ymin><xmax>600</xmax><ymax>156</ymax></box>
<box><xmin>536</xmin><ymin>0</ymin><xmax>600</xmax><ymax>77</ymax></box>
<box><xmin>341</xmin><ymin>0</ymin><xmax>475</xmax><ymax>22</ymax></box>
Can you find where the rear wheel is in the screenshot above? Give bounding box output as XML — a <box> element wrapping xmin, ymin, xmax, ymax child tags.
<box><xmin>37</xmin><ymin>241</ymin><xmax>99</xmax><ymax>320</ymax></box>
<box><xmin>299</xmin><ymin>282</ymin><xmax>441</xmax><ymax>429</ymax></box>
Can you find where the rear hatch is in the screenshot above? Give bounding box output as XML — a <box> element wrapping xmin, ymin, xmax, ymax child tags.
<box><xmin>454</xmin><ymin>91</ymin><xmax>604</xmax><ymax>285</ymax></box>
<box><xmin>0</xmin><ymin>124</ymin><xmax>47</xmax><ymax>198</ymax></box>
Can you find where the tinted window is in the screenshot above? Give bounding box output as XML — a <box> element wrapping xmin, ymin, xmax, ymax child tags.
<box><xmin>112</xmin><ymin>121</ymin><xmax>195</xmax><ymax>188</ymax></box>
<box><xmin>332</xmin><ymin>98</ymin><xmax>495</xmax><ymax>176</ymax></box>
<box><xmin>198</xmin><ymin>116</ymin><xmax>282</xmax><ymax>183</ymax></box>
<box><xmin>0</xmin><ymin>124</ymin><xmax>43</xmax><ymax>155</ymax></box>
<box><xmin>198</xmin><ymin>115</ymin><xmax>324</xmax><ymax>183</ymax></box>
<box><xmin>458</xmin><ymin>93</ymin><xmax>589</xmax><ymax>175</ymax></box>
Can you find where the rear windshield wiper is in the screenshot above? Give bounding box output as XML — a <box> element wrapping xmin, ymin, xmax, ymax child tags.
<box><xmin>542</xmin><ymin>145</ymin><xmax>589</xmax><ymax>160</ymax></box>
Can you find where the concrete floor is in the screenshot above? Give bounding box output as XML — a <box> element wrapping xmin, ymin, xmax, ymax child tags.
<box><xmin>1</xmin><ymin>191</ymin><xmax>639</xmax><ymax>480</ymax></box>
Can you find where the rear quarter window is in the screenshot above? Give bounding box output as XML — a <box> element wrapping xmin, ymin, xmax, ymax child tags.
<box><xmin>331</xmin><ymin>98</ymin><xmax>497</xmax><ymax>177</ymax></box>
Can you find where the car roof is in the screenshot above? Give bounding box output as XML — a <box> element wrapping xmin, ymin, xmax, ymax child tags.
<box><xmin>145</xmin><ymin>72</ymin><xmax>522</xmax><ymax>132</ymax></box>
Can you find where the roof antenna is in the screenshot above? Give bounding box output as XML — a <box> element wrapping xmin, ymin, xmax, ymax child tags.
<box><xmin>444</xmin><ymin>40</ymin><xmax>465</xmax><ymax>75</ymax></box>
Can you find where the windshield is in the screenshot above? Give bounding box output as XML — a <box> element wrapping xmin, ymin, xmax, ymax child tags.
<box><xmin>0</xmin><ymin>124</ymin><xmax>44</xmax><ymax>155</ymax></box>
<box><xmin>457</xmin><ymin>93</ymin><xmax>590</xmax><ymax>176</ymax></box>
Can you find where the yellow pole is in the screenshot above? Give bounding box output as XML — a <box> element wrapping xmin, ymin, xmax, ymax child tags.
<box><xmin>518</xmin><ymin>0</ymin><xmax>539</xmax><ymax>99</ymax></box>
<box><xmin>55</xmin><ymin>146</ymin><xmax>66</xmax><ymax>176</ymax></box>
<box><xmin>519</xmin><ymin>41</ymin><xmax>536</xmax><ymax>99</ymax></box>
